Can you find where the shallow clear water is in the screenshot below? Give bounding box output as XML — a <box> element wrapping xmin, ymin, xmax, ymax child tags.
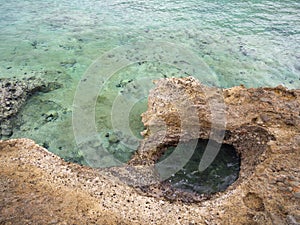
<box><xmin>0</xmin><ymin>0</ymin><xmax>299</xmax><ymax>164</ymax></box>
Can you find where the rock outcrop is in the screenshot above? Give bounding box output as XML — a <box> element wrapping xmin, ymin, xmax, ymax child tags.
<box><xmin>0</xmin><ymin>77</ymin><xmax>299</xmax><ymax>224</ymax></box>
<box><xmin>0</xmin><ymin>77</ymin><xmax>61</xmax><ymax>138</ymax></box>
<box><xmin>129</xmin><ymin>77</ymin><xmax>300</xmax><ymax>203</ymax></box>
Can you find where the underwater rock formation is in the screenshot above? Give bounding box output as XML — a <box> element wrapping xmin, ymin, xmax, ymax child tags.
<box><xmin>0</xmin><ymin>77</ymin><xmax>61</xmax><ymax>138</ymax></box>
<box><xmin>0</xmin><ymin>77</ymin><xmax>299</xmax><ymax>224</ymax></box>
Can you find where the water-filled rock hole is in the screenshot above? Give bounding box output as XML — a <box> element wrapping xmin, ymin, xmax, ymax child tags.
<box><xmin>159</xmin><ymin>139</ymin><xmax>241</xmax><ymax>195</ymax></box>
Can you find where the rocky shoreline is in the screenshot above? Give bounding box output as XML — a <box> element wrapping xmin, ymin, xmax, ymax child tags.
<box><xmin>0</xmin><ymin>77</ymin><xmax>300</xmax><ymax>224</ymax></box>
<box><xmin>0</xmin><ymin>77</ymin><xmax>61</xmax><ymax>139</ymax></box>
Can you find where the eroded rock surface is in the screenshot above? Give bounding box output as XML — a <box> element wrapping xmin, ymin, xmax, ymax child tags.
<box><xmin>132</xmin><ymin>77</ymin><xmax>299</xmax><ymax>167</ymax></box>
<box><xmin>0</xmin><ymin>77</ymin><xmax>61</xmax><ymax>138</ymax></box>
<box><xmin>0</xmin><ymin>77</ymin><xmax>299</xmax><ymax>224</ymax></box>
<box><xmin>129</xmin><ymin>77</ymin><xmax>300</xmax><ymax>222</ymax></box>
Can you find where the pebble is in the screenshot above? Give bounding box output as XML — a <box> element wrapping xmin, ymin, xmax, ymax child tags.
<box><xmin>286</xmin><ymin>215</ymin><xmax>300</xmax><ymax>225</ymax></box>
<box><xmin>108</xmin><ymin>133</ymin><xmax>119</xmax><ymax>144</ymax></box>
<box><xmin>294</xmin><ymin>192</ymin><xmax>300</xmax><ymax>199</ymax></box>
<box><xmin>260</xmin><ymin>114</ymin><xmax>270</xmax><ymax>123</ymax></box>
<box><xmin>44</xmin><ymin>110</ymin><xmax>58</xmax><ymax>122</ymax></box>
<box><xmin>294</xmin><ymin>135</ymin><xmax>300</xmax><ymax>146</ymax></box>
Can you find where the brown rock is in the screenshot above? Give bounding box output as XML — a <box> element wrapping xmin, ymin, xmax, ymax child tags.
<box><xmin>1</xmin><ymin>77</ymin><xmax>300</xmax><ymax>224</ymax></box>
<box><xmin>243</xmin><ymin>192</ymin><xmax>265</xmax><ymax>211</ymax></box>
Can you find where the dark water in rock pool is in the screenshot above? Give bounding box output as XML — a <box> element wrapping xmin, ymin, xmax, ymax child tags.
<box><xmin>0</xmin><ymin>1</ymin><xmax>299</xmax><ymax>168</ymax></box>
<box><xmin>159</xmin><ymin>139</ymin><xmax>240</xmax><ymax>194</ymax></box>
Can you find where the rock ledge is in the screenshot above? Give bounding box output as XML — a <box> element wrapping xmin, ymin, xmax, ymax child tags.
<box><xmin>0</xmin><ymin>77</ymin><xmax>299</xmax><ymax>224</ymax></box>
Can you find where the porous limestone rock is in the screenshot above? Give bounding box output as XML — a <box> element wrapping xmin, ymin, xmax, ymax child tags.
<box><xmin>0</xmin><ymin>77</ymin><xmax>299</xmax><ymax>224</ymax></box>
<box><xmin>0</xmin><ymin>77</ymin><xmax>61</xmax><ymax>138</ymax></box>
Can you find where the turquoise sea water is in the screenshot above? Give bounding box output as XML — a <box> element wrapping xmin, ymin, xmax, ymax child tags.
<box><xmin>0</xmin><ymin>0</ymin><xmax>299</xmax><ymax>163</ymax></box>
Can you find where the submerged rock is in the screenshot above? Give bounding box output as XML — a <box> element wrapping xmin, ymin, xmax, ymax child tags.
<box><xmin>0</xmin><ymin>77</ymin><xmax>61</xmax><ymax>138</ymax></box>
<box><xmin>44</xmin><ymin>110</ymin><xmax>59</xmax><ymax>122</ymax></box>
